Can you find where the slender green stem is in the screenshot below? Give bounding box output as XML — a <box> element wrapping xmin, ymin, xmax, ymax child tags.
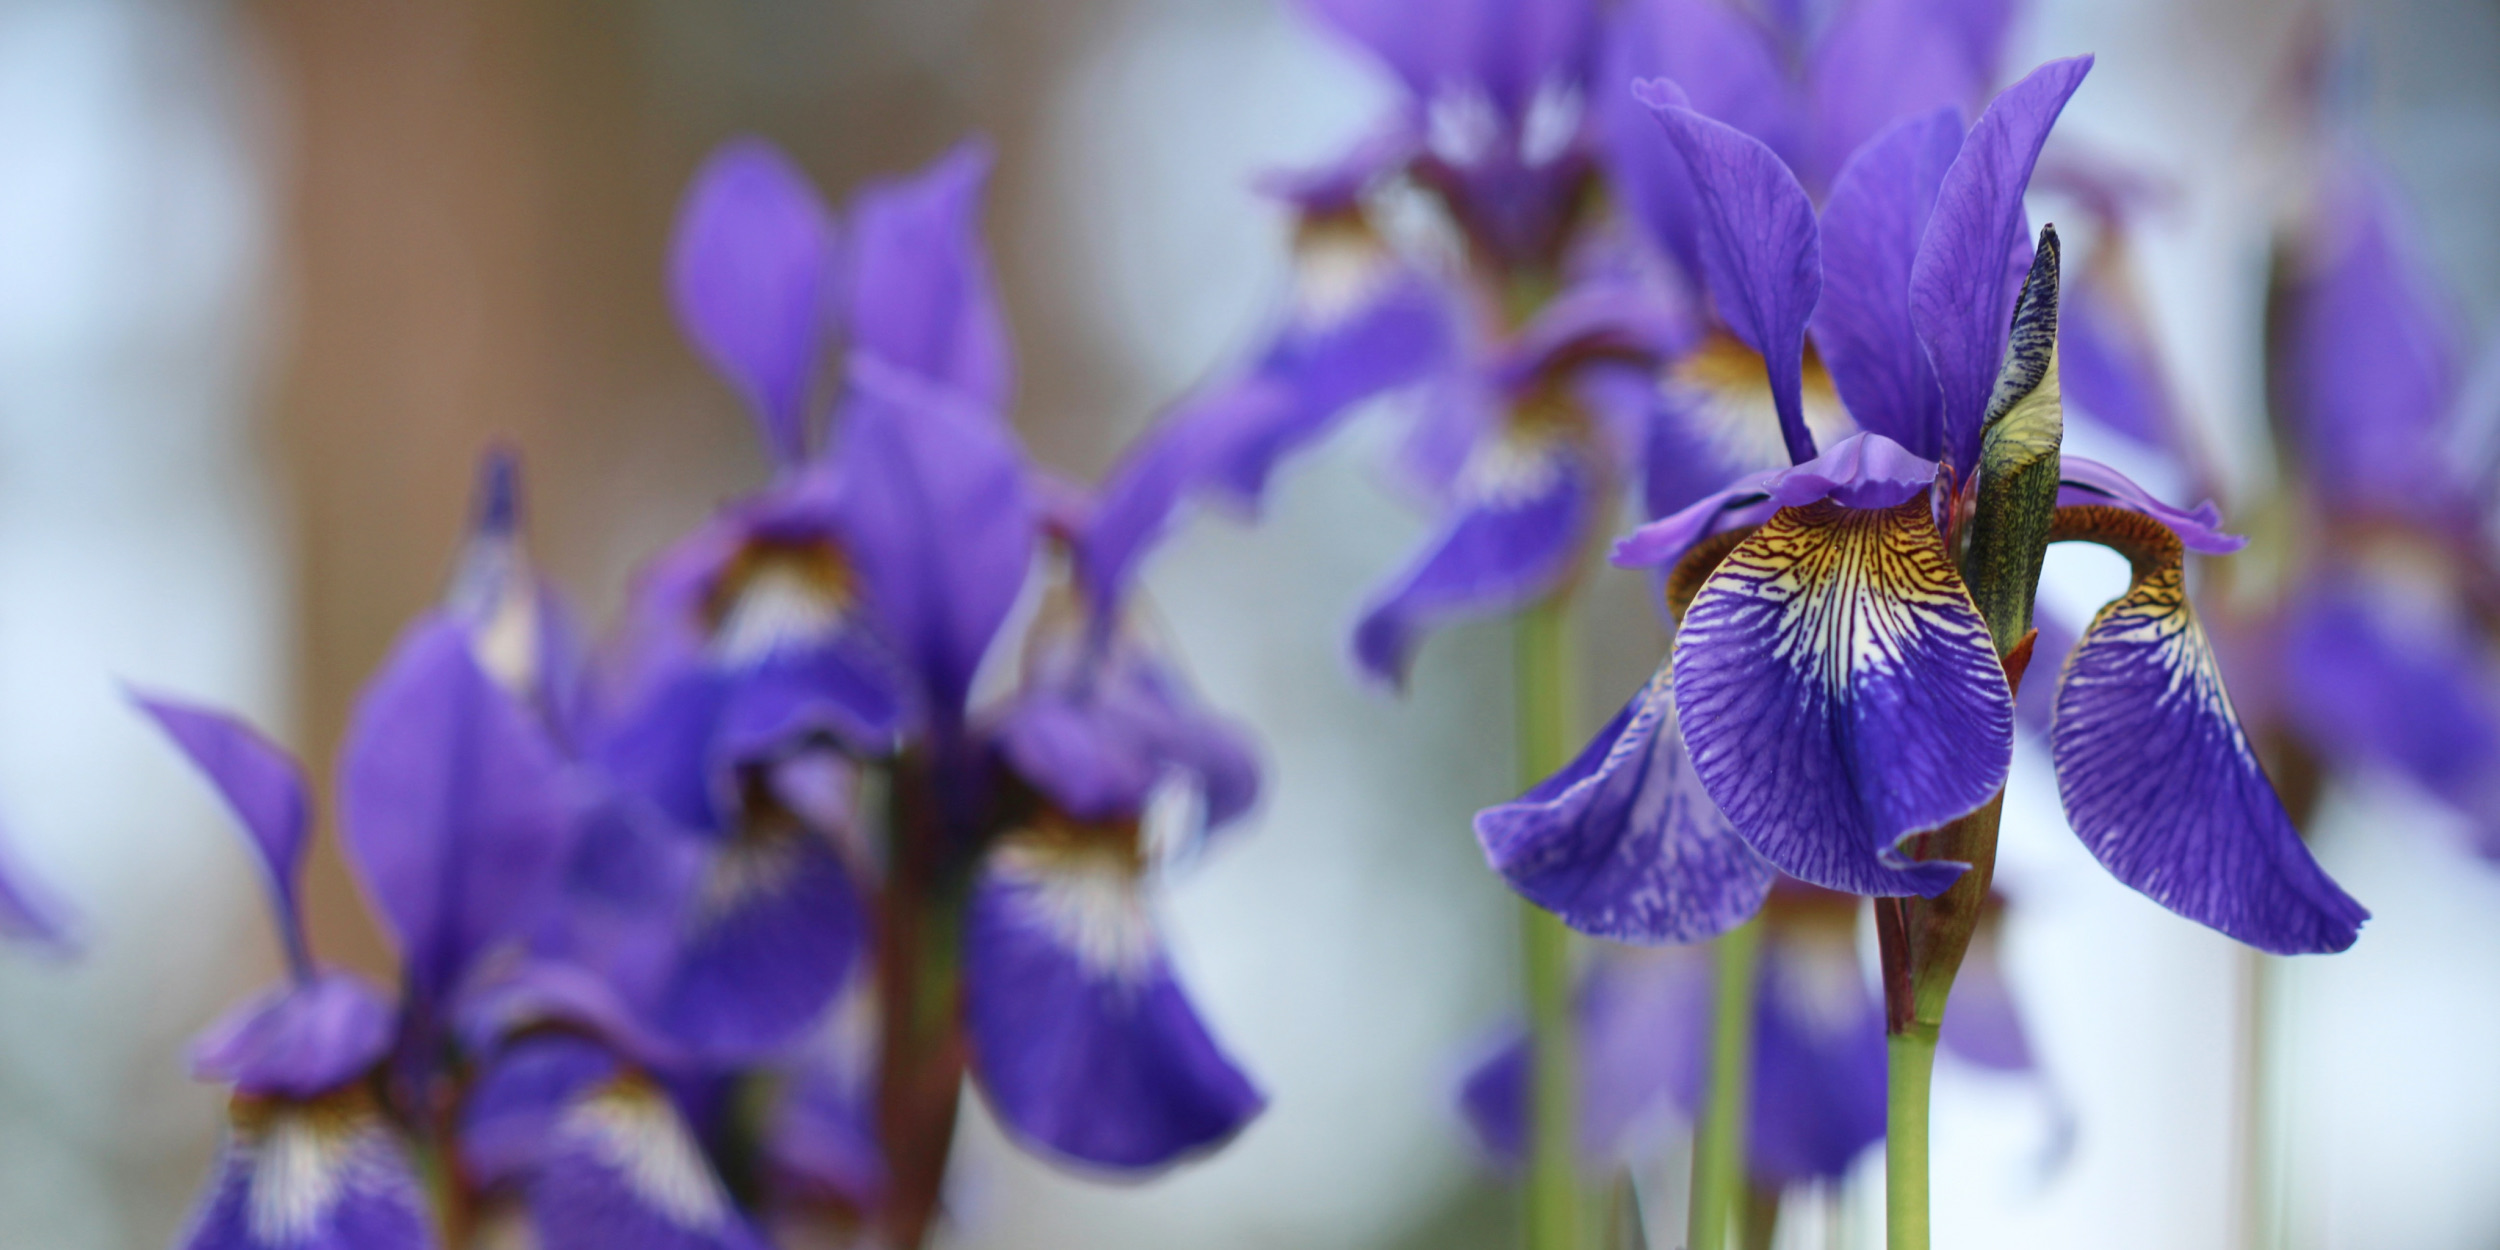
<box><xmin>2239</xmin><ymin>947</ymin><xmax>2282</xmax><ymax>1250</ymax></box>
<box><xmin>1687</xmin><ymin>916</ymin><xmax>1764</xmax><ymax>1250</ymax></box>
<box><xmin>1886</xmin><ymin>1028</ymin><xmax>1939</xmax><ymax>1250</ymax></box>
<box><xmin>1516</xmin><ymin>595</ymin><xmax>1581</xmax><ymax>1250</ymax></box>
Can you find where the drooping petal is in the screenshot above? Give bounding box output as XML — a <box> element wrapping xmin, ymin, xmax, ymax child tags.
<box><xmin>964</xmin><ymin>832</ymin><xmax>1263</xmax><ymax>1171</ymax></box>
<box><xmin>525</xmin><ymin>1072</ymin><xmax>770</xmax><ymax>1250</ymax></box>
<box><xmin>768</xmin><ymin>967</ymin><xmax>888</xmax><ymax>1206</ymax></box>
<box><xmin>190</xmin><ymin>972</ymin><xmax>396</xmax><ymax>1099</ymax></box>
<box><xmin>136</xmin><ymin>694</ymin><xmax>316</xmax><ymax>977</ymax></box>
<box><xmin>341</xmin><ymin>613</ymin><xmax>579</xmax><ymax>1008</ymax></box>
<box><xmin>1812</xmin><ymin>107</ymin><xmax>1963</xmax><ymax>456</ymax></box>
<box><xmin>1803</xmin><ymin>0</ymin><xmax>1983</xmax><ymax>192</ymax></box>
<box><xmin>1615</xmin><ymin>430</ymin><xmax>1938</xmax><ymax>570</ymax></box>
<box><xmin>1671</xmin><ymin>497</ymin><xmax>2008</xmax><ymax>896</ymax></box>
<box><xmin>833</xmin><ymin>355</ymin><xmax>1037</xmax><ymax>725</ymax></box>
<box><xmin>2047</xmin><ymin>506</ymin><xmax>2368</xmax><ymax>954</ymax></box>
<box><xmin>667</xmin><ymin>139</ymin><xmax>837</xmax><ymax>465</ymax></box>
<box><xmin>1476</xmin><ymin>671</ymin><xmax>1774</xmax><ymax>942</ymax></box>
<box><xmin>1908</xmin><ymin>55</ymin><xmax>2091</xmax><ymax>471</ymax></box>
<box><xmin>841</xmin><ymin>140</ymin><xmax>1012</xmax><ymax>415</ymax></box>
<box><xmin>1353</xmin><ymin>434</ymin><xmax>1594</xmax><ymax>688</ymax></box>
<box><xmin>461</xmin><ymin>1032</ymin><xmax>624</xmax><ymax>1189</ymax></box>
<box><xmin>649</xmin><ymin>819</ymin><xmax>865</xmax><ymax>1062</ymax></box>
<box><xmin>175</xmin><ymin>1088</ymin><xmax>436</xmax><ymax>1250</ymax></box>
<box><xmin>2055</xmin><ymin>456</ymin><xmax>2243</xmax><ymax>554</ymax></box>
<box><xmin>1633</xmin><ymin>84</ymin><xmax>1823</xmax><ymax>464</ymax></box>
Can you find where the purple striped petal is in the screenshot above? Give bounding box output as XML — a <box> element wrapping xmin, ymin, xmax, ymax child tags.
<box><xmin>341</xmin><ymin>613</ymin><xmax>578</xmax><ymax>1009</ymax></box>
<box><xmin>1633</xmin><ymin>84</ymin><xmax>1823</xmax><ymax>464</ymax></box>
<box><xmin>1354</xmin><ymin>434</ymin><xmax>1594</xmax><ymax>688</ymax></box>
<box><xmin>524</xmin><ymin>1073</ymin><xmax>769</xmax><ymax>1250</ymax></box>
<box><xmin>965</xmin><ymin>833</ymin><xmax>1263</xmax><ymax>1171</ymax></box>
<box><xmin>2048</xmin><ymin>507</ymin><xmax>2368</xmax><ymax>954</ymax></box>
<box><xmin>1476</xmin><ymin>671</ymin><xmax>1774</xmax><ymax>942</ymax></box>
<box><xmin>175</xmin><ymin>1090</ymin><xmax>435</xmax><ymax>1250</ymax></box>
<box><xmin>841</xmin><ymin>140</ymin><xmax>1012</xmax><ymax>414</ymax></box>
<box><xmin>648</xmin><ymin>819</ymin><xmax>864</xmax><ymax>1062</ymax></box>
<box><xmin>1671</xmin><ymin>498</ymin><xmax>2009</xmax><ymax>896</ymax></box>
<box><xmin>2056</xmin><ymin>456</ymin><xmax>2243</xmax><ymax>554</ymax></box>
<box><xmin>1811</xmin><ymin>107</ymin><xmax>1963</xmax><ymax>457</ymax></box>
<box><xmin>136</xmin><ymin>694</ymin><xmax>316</xmax><ymax>978</ymax></box>
<box><xmin>668</xmin><ymin>140</ymin><xmax>836</xmax><ymax>465</ymax></box>
<box><xmin>1908</xmin><ymin>56</ymin><xmax>2091</xmax><ymax>471</ymax></box>
<box><xmin>190</xmin><ymin>972</ymin><xmax>396</xmax><ymax>1099</ymax></box>
<box><xmin>1615</xmin><ymin>431</ymin><xmax>1937</xmax><ymax>570</ymax></box>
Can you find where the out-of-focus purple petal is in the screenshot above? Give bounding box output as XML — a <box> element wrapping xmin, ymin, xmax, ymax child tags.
<box><xmin>461</xmin><ymin>1032</ymin><xmax>623</xmax><ymax>1188</ymax></box>
<box><xmin>649</xmin><ymin>824</ymin><xmax>864</xmax><ymax>1063</ymax></box>
<box><xmin>341</xmin><ymin>613</ymin><xmax>579</xmax><ymax>1008</ymax></box>
<box><xmin>1634</xmin><ymin>86</ymin><xmax>1823</xmax><ymax>464</ymax></box>
<box><xmin>834</xmin><ymin>355</ymin><xmax>1037</xmax><ymax>724</ymax></box>
<box><xmin>1615</xmin><ymin>431</ymin><xmax>1937</xmax><ymax>569</ymax></box>
<box><xmin>768</xmin><ymin>969</ymin><xmax>888</xmax><ymax>1206</ymax></box>
<box><xmin>1354</xmin><ymin>436</ymin><xmax>1594</xmax><ymax>688</ymax></box>
<box><xmin>1000</xmin><ymin>631</ymin><xmax>1262</xmax><ymax>836</ymax></box>
<box><xmin>1804</xmin><ymin>0</ymin><xmax>1982</xmax><ymax>192</ymax></box>
<box><xmin>2049</xmin><ymin>508</ymin><xmax>2368</xmax><ymax>955</ymax></box>
<box><xmin>2280</xmin><ymin>575</ymin><xmax>2500</xmax><ymax>852</ymax></box>
<box><xmin>136</xmin><ymin>694</ymin><xmax>316</xmax><ymax>977</ymax></box>
<box><xmin>2014</xmin><ymin>602</ymin><xmax>2077</xmax><ymax>733</ymax></box>
<box><xmin>1298</xmin><ymin>0</ymin><xmax>1596</xmax><ymax>120</ymax></box>
<box><xmin>523</xmin><ymin>1073</ymin><xmax>770</xmax><ymax>1250</ymax></box>
<box><xmin>174</xmin><ymin>1089</ymin><xmax>435</xmax><ymax>1250</ymax></box>
<box><xmin>190</xmin><ymin>972</ymin><xmax>396</xmax><ymax>1098</ymax></box>
<box><xmin>964</xmin><ymin>837</ymin><xmax>1263</xmax><ymax>1172</ymax></box>
<box><xmin>1477</xmin><ymin>671</ymin><xmax>1774</xmax><ymax>942</ymax></box>
<box><xmin>0</xmin><ymin>824</ymin><xmax>76</xmax><ymax>953</ymax></box>
<box><xmin>455</xmin><ymin>959</ymin><xmax>689</xmax><ymax>1077</ymax></box>
<box><xmin>1672</xmin><ymin>498</ymin><xmax>2006</xmax><ymax>896</ymax></box>
<box><xmin>1939</xmin><ymin>923</ymin><xmax>2034</xmax><ymax>1071</ymax></box>
<box><xmin>842</xmin><ymin>140</ymin><xmax>1013</xmax><ymax>414</ymax></box>
<box><xmin>1460</xmin><ymin>945</ymin><xmax>1712</xmax><ymax>1165</ymax></box>
<box><xmin>2056</xmin><ymin>456</ymin><xmax>2243</xmax><ymax>554</ymax></box>
<box><xmin>2060</xmin><ymin>267</ymin><xmax>2180</xmax><ymax>451</ymax></box>
<box><xmin>1744</xmin><ymin>925</ymin><xmax>1886</xmax><ymax>1182</ymax></box>
<box><xmin>1908</xmin><ymin>56</ymin><xmax>2091</xmax><ymax>471</ymax></box>
<box><xmin>1812</xmin><ymin>107</ymin><xmax>1963</xmax><ymax>457</ymax></box>
<box><xmin>1605</xmin><ymin>0</ymin><xmax>1805</xmax><ymax>217</ymax></box>
<box><xmin>668</xmin><ymin>139</ymin><xmax>836</xmax><ymax>465</ymax></box>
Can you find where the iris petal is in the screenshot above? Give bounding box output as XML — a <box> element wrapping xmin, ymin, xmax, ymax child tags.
<box><xmin>667</xmin><ymin>140</ymin><xmax>836</xmax><ymax>465</ymax></box>
<box><xmin>2047</xmin><ymin>506</ymin><xmax>2368</xmax><ymax>954</ymax></box>
<box><xmin>1672</xmin><ymin>497</ymin><xmax>2008</xmax><ymax>896</ymax></box>
<box><xmin>527</xmin><ymin>1075</ymin><xmax>768</xmax><ymax>1250</ymax></box>
<box><xmin>1476</xmin><ymin>671</ymin><xmax>1773</xmax><ymax>942</ymax></box>
<box><xmin>650</xmin><ymin>826</ymin><xmax>864</xmax><ymax>1062</ymax></box>
<box><xmin>176</xmin><ymin>1090</ymin><xmax>435</xmax><ymax>1250</ymax></box>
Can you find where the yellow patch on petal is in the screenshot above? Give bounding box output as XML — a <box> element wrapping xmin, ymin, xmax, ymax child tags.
<box><xmin>1666</xmin><ymin>331</ymin><xmax>1854</xmax><ymax>471</ymax></box>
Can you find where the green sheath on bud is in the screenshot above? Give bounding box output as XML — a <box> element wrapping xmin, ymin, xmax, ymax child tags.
<box><xmin>1962</xmin><ymin>224</ymin><xmax>2064</xmax><ymax>655</ymax></box>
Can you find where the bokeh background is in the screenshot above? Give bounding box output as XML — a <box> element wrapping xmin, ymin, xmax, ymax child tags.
<box><xmin>0</xmin><ymin>0</ymin><xmax>2493</xmax><ymax>1246</ymax></box>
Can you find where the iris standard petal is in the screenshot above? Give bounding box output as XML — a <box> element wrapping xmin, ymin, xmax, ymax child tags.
<box><xmin>650</xmin><ymin>822</ymin><xmax>864</xmax><ymax>1062</ymax></box>
<box><xmin>2047</xmin><ymin>506</ymin><xmax>2368</xmax><ymax>954</ymax></box>
<box><xmin>190</xmin><ymin>972</ymin><xmax>396</xmax><ymax>1099</ymax></box>
<box><xmin>1477</xmin><ymin>671</ymin><xmax>1774</xmax><ymax>942</ymax></box>
<box><xmin>667</xmin><ymin>139</ymin><xmax>836</xmax><ymax>465</ymax></box>
<box><xmin>1803</xmin><ymin>0</ymin><xmax>1982</xmax><ymax>192</ymax></box>
<box><xmin>1908</xmin><ymin>55</ymin><xmax>2091</xmax><ymax>471</ymax></box>
<box><xmin>1811</xmin><ymin>107</ymin><xmax>1963</xmax><ymax>456</ymax></box>
<box><xmin>136</xmin><ymin>694</ymin><xmax>316</xmax><ymax>976</ymax></box>
<box><xmin>525</xmin><ymin>1073</ymin><xmax>769</xmax><ymax>1250</ymax></box>
<box><xmin>175</xmin><ymin>1089</ymin><xmax>435</xmax><ymax>1250</ymax></box>
<box><xmin>1302</xmin><ymin>0</ymin><xmax>1594</xmax><ymax>119</ymax></box>
<box><xmin>1633</xmin><ymin>85</ymin><xmax>1823</xmax><ymax>464</ymax></box>
<box><xmin>1671</xmin><ymin>497</ymin><xmax>2008</xmax><ymax>896</ymax></box>
<box><xmin>1604</xmin><ymin>0</ymin><xmax>1805</xmax><ymax>227</ymax></box>
<box><xmin>841</xmin><ymin>139</ymin><xmax>1013</xmax><ymax>414</ymax></box>
<box><xmin>341</xmin><ymin>613</ymin><xmax>578</xmax><ymax>1007</ymax></box>
<box><xmin>1353</xmin><ymin>434</ymin><xmax>1594</xmax><ymax>688</ymax></box>
<box><xmin>964</xmin><ymin>833</ymin><xmax>1263</xmax><ymax>1172</ymax></box>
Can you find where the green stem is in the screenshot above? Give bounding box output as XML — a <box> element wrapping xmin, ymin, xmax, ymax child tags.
<box><xmin>1886</xmin><ymin>1029</ymin><xmax>1939</xmax><ymax>1250</ymax></box>
<box><xmin>1516</xmin><ymin>596</ymin><xmax>1581</xmax><ymax>1250</ymax></box>
<box><xmin>2239</xmin><ymin>947</ymin><xmax>2281</xmax><ymax>1250</ymax></box>
<box><xmin>1688</xmin><ymin>916</ymin><xmax>1765</xmax><ymax>1250</ymax></box>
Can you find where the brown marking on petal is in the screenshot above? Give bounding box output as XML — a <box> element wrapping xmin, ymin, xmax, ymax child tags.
<box><xmin>703</xmin><ymin>536</ymin><xmax>858</xmax><ymax>640</ymax></box>
<box><xmin>1664</xmin><ymin>524</ymin><xmax>1761</xmax><ymax>624</ymax></box>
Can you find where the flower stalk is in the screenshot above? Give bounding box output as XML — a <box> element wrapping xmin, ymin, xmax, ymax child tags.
<box><xmin>1688</xmin><ymin>913</ymin><xmax>1765</xmax><ymax>1250</ymax></box>
<box><xmin>1516</xmin><ymin>593</ymin><xmax>1583</xmax><ymax>1250</ymax></box>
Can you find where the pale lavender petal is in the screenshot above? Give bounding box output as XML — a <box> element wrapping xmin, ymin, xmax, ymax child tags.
<box><xmin>190</xmin><ymin>972</ymin><xmax>396</xmax><ymax>1099</ymax></box>
<box><xmin>668</xmin><ymin>139</ymin><xmax>836</xmax><ymax>465</ymax></box>
<box><xmin>2050</xmin><ymin>510</ymin><xmax>2367</xmax><ymax>954</ymax></box>
<box><xmin>1939</xmin><ymin>927</ymin><xmax>2034</xmax><ymax>1071</ymax></box>
<box><xmin>2056</xmin><ymin>456</ymin><xmax>2243</xmax><ymax>554</ymax></box>
<box><xmin>2060</xmin><ymin>267</ymin><xmax>2180</xmax><ymax>450</ymax></box>
<box><xmin>965</xmin><ymin>839</ymin><xmax>1263</xmax><ymax>1171</ymax></box>
<box><xmin>1601</xmin><ymin>0</ymin><xmax>1805</xmax><ymax>275</ymax></box>
<box><xmin>1614</xmin><ymin>431</ymin><xmax>1937</xmax><ymax>569</ymax></box>
<box><xmin>1476</xmin><ymin>671</ymin><xmax>1773</xmax><ymax>942</ymax></box>
<box><xmin>1812</xmin><ymin>107</ymin><xmax>1963</xmax><ymax>457</ymax></box>
<box><xmin>1635</xmin><ymin>85</ymin><xmax>1823</xmax><ymax>463</ymax></box>
<box><xmin>175</xmin><ymin>1092</ymin><xmax>435</xmax><ymax>1250</ymax></box>
<box><xmin>1671</xmin><ymin>499</ymin><xmax>2007</xmax><ymax>896</ymax></box>
<box><xmin>841</xmin><ymin>140</ymin><xmax>1012</xmax><ymax>414</ymax></box>
<box><xmin>1460</xmin><ymin>946</ymin><xmax>1712</xmax><ymax>1164</ymax></box>
<box><xmin>136</xmin><ymin>694</ymin><xmax>316</xmax><ymax>977</ymax></box>
<box><xmin>1908</xmin><ymin>56</ymin><xmax>2091</xmax><ymax>471</ymax></box>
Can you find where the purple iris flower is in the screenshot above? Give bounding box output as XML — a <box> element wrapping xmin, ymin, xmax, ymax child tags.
<box><xmin>139</xmin><ymin>696</ymin><xmax>436</xmax><ymax>1250</ymax></box>
<box><xmin>1483</xmin><ymin>56</ymin><xmax>2368</xmax><ymax>956</ymax></box>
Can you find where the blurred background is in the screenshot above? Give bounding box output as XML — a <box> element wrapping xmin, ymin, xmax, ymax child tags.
<box><xmin>0</xmin><ymin>0</ymin><xmax>2492</xmax><ymax>1246</ymax></box>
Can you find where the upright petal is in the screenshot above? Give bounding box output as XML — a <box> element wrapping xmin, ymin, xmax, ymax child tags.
<box><xmin>965</xmin><ymin>830</ymin><xmax>1263</xmax><ymax>1171</ymax></box>
<box><xmin>1353</xmin><ymin>433</ymin><xmax>1594</xmax><ymax>688</ymax></box>
<box><xmin>175</xmin><ymin>1088</ymin><xmax>435</xmax><ymax>1250</ymax></box>
<box><xmin>2047</xmin><ymin>506</ymin><xmax>2367</xmax><ymax>954</ymax></box>
<box><xmin>2060</xmin><ymin>264</ymin><xmax>2181</xmax><ymax>451</ymax></box>
<box><xmin>834</xmin><ymin>355</ymin><xmax>1037</xmax><ymax>723</ymax></box>
<box><xmin>1476</xmin><ymin>670</ymin><xmax>1774</xmax><ymax>943</ymax></box>
<box><xmin>842</xmin><ymin>140</ymin><xmax>1012</xmax><ymax>414</ymax></box>
<box><xmin>1908</xmin><ymin>56</ymin><xmax>2091</xmax><ymax>471</ymax></box>
<box><xmin>190</xmin><ymin>972</ymin><xmax>397</xmax><ymax>1099</ymax></box>
<box><xmin>1299</xmin><ymin>0</ymin><xmax>1595</xmax><ymax>120</ymax></box>
<box><xmin>1803</xmin><ymin>0</ymin><xmax>1983</xmax><ymax>192</ymax></box>
<box><xmin>136</xmin><ymin>694</ymin><xmax>316</xmax><ymax>977</ymax></box>
<box><xmin>1812</xmin><ymin>107</ymin><xmax>1963</xmax><ymax>456</ymax></box>
<box><xmin>1634</xmin><ymin>85</ymin><xmax>1823</xmax><ymax>464</ymax></box>
<box><xmin>1602</xmin><ymin>0</ymin><xmax>1805</xmax><ymax>271</ymax></box>
<box><xmin>668</xmin><ymin>140</ymin><xmax>837</xmax><ymax>465</ymax></box>
<box><xmin>1671</xmin><ymin>498</ymin><xmax>2008</xmax><ymax>896</ymax></box>
<box><xmin>341</xmin><ymin>614</ymin><xmax>579</xmax><ymax>1006</ymax></box>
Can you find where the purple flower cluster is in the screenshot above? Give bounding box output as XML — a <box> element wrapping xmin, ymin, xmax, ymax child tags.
<box><xmin>147</xmin><ymin>138</ymin><xmax>1265</xmax><ymax>1250</ymax></box>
